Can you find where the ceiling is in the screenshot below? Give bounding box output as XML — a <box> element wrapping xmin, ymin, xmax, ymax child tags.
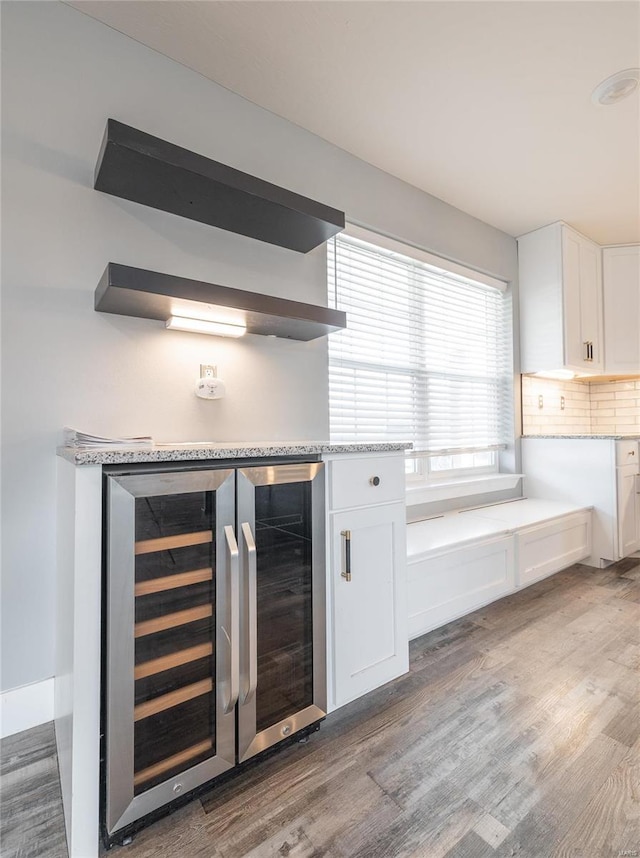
<box><xmin>67</xmin><ymin>1</ymin><xmax>640</xmax><ymax>245</ymax></box>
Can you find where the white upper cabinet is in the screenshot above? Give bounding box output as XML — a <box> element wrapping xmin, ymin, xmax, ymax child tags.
<box><xmin>603</xmin><ymin>245</ymin><xmax>640</xmax><ymax>374</ymax></box>
<box><xmin>518</xmin><ymin>222</ymin><xmax>604</xmax><ymax>375</ymax></box>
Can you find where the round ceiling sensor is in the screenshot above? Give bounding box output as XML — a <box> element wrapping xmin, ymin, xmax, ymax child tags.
<box><xmin>591</xmin><ymin>68</ymin><xmax>640</xmax><ymax>105</ymax></box>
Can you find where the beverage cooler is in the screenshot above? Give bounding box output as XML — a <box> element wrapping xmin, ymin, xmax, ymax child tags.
<box><xmin>102</xmin><ymin>460</ymin><xmax>326</xmax><ymax>843</ymax></box>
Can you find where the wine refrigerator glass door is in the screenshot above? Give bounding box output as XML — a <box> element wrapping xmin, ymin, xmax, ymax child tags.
<box><xmin>236</xmin><ymin>463</ymin><xmax>326</xmax><ymax>763</ymax></box>
<box><xmin>105</xmin><ymin>469</ymin><xmax>238</xmax><ymax>837</ymax></box>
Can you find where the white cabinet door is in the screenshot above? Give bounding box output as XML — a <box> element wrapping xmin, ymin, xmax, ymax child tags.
<box><xmin>603</xmin><ymin>245</ymin><xmax>640</xmax><ymax>374</ymax></box>
<box><xmin>578</xmin><ymin>235</ymin><xmax>603</xmax><ymax>370</ymax></box>
<box><xmin>617</xmin><ymin>465</ymin><xmax>640</xmax><ymax>559</ymax></box>
<box><xmin>330</xmin><ymin>502</ymin><xmax>408</xmax><ymax>709</ymax></box>
<box><xmin>562</xmin><ymin>227</ymin><xmax>585</xmax><ymax>370</ymax></box>
<box><xmin>562</xmin><ymin>226</ymin><xmax>603</xmax><ymax>372</ymax></box>
<box><xmin>519</xmin><ymin>222</ymin><xmax>603</xmax><ymax>374</ymax></box>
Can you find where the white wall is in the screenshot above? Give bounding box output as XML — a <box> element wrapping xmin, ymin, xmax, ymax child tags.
<box><xmin>0</xmin><ymin>1</ymin><xmax>518</xmax><ymax>693</ymax></box>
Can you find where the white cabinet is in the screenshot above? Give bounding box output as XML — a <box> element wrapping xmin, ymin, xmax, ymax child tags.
<box><xmin>616</xmin><ymin>438</ymin><xmax>640</xmax><ymax>556</ymax></box>
<box><xmin>603</xmin><ymin>245</ymin><xmax>640</xmax><ymax>374</ymax></box>
<box><xmin>325</xmin><ymin>453</ymin><xmax>408</xmax><ymax>710</ymax></box>
<box><xmin>522</xmin><ymin>438</ymin><xmax>639</xmax><ymax>566</ymax></box>
<box><xmin>518</xmin><ymin>222</ymin><xmax>603</xmax><ymax>374</ymax></box>
<box><xmin>617</xmin><ymin>466</ymin><xmax>639</xmax><ymax>557</ymax></box>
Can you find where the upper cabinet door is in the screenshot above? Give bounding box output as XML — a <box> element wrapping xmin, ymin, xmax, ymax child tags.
<box><xmin>562</xmin><ymin>227</ymin><xmax>603</xmax><ymax>372</ymax></box>
<box><xmin>518</xmin><ymin>222</ymin><xmax>603</xmax><ymax>375</ymax></box>
<box><xmin>603</xmin><ymin>245</ymin><xmax>640</xmax><ymax>374</ymax></box>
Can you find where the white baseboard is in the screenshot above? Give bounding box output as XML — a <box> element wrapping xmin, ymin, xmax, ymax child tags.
<box><xmin>1</xmin><ymin>678</ymin><xmax>54</xmax><ymax>738</ymax></box>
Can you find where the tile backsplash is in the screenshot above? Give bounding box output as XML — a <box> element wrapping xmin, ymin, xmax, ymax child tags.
<box><xmin>522</xmin><ymin>376</ymin><xmax>640</xmax><ymax>435</ymax></box>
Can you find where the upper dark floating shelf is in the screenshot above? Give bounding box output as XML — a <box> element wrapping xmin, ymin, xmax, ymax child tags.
<box><xmin>94</xmin><ymin>120</ymin><xmax>345</xmax><ymax>253</ymax></box>
<box><xmin>95</xmin><ymin>263</ymin><xmax>347</xmax><ymax>341</ymax></box>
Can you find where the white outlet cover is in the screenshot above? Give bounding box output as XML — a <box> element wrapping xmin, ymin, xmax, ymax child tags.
<box><xmin>195</xmin><ymin>377</ymin><xmax>226</xmax><ymax>399</ymax></box>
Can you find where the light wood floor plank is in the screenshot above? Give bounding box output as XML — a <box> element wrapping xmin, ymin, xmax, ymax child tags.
<box><xmin>490</xmin><ymin>733</ymin><xmax>628</xmax><ymax>857</ymax></box>
<box><xmin>552</xmin><ymin>739</ymin><xmax>640</xmax><ymax>858</ymax></box>
<box><xmin>0</xmin><ymin>723</ymin><xmax>67</xmax><ymax>858</ymax></box>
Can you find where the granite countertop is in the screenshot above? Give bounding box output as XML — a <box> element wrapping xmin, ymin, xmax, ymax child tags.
<box><xmin>522</xmin><ymin>435</ymin><xmax>640</xmax><ymax>440</ymax></box>
<box><xmin>57</xmin><ymin>440</ymin><xmax>412</xmax><ymax>466</ymax></box>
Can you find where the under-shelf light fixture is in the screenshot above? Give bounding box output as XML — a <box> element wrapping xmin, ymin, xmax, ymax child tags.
<box><xmin>532</xmin><ymin>370</ymin><xmax>576</xmax><ymax>380</ymax></box>
<box><xmin>165</xmin><ymin>316</ymin><xmax>247</xmax><ymax>337</ymax></box>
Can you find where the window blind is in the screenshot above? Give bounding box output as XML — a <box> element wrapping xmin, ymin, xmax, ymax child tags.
<box><xmin>327</xmin><ymin>232</ymin><xmax>513</xmax><ymax>452</ymax></box>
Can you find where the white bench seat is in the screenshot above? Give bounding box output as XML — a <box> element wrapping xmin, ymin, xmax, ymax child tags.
<box><xmin>407</xmin><ymin>514</ymin><xmax>508</xmax><ymax>562</ymax></box>
<box><xmin>407</xmin><ymin>498</ymin><xmax>592</xmax><ymax>640</ymax></box>
<box><xmin>462</xmin><ymin>497</ymin><xmax>591</xmax><ymax>530</ymax></box>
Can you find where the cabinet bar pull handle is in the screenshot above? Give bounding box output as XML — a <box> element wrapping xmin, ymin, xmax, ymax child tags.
<box><xmin>134</xmin><ymin>678</ymin><xmax>213</xmax><ymax>721</ymax></box>
<box><xmin>240</xmin><ymin>522</ymin><xmax>258</xmax><ymax>704</ymax></box>
<box><xmin>134</xmin><ymin>567</ymin><xmax>213</xmax><ymax>597</ymax></box>
<box><xmin>224</xmin><ymin>525</ymin><xmax>240</xmax><ymax>715</ymax></box>
<box><xmin>135</xmin><ymin>530</ymin><xmax>213</xmax><ymax>556</ymax></box>
<box><xmin>341</xmin><ymin>529</ymin><xmax>352</xmax><ymax>581</ymax></box>
<box><xmin>133</xmin><ymin>739</ymin><xmax>213</xmax><ymax>787</ymax></box>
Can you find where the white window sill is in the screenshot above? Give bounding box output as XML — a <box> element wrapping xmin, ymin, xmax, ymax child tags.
<box><xmin>406</xmin><ymin>474</ymin><xmax>524</xmax><ymax>506</ymax></box>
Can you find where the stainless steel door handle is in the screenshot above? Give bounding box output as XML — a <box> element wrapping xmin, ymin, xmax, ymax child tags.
<box><xmin>223</xmin><ymin>525</ymin><xmax>240</xmax><ymax>714</ymax></box>
<box><xmin>240</xmin><ymin>521</ymin><xmax>258</xmax><ymax>704</ymax></box>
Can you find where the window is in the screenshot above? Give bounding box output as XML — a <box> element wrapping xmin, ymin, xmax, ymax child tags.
<box><xmin>328</xmin><ymin>228</ymin><xmax>513</xmax><ymax>479</ymax></box>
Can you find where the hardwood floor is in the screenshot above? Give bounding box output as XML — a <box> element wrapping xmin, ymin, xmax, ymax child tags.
<box><xmin>0</xmin><ymin>722</ymin><xmax>67</xmax><ymax>858</ymax></box>
<box><xmin>2</xmin><ymin>559</ymin><xmax>638</xmax><ymax>858</ymax></box>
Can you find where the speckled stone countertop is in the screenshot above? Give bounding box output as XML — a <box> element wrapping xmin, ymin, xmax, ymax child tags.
<box><xmin>57</xmin><ymin>441</ymin><xmax>412</xmax><ymax>466</ymax></box>
<box><xmin>522</xmin><ymin>435</ymin><xmax>640</xmax><ymax>440</ymax></box>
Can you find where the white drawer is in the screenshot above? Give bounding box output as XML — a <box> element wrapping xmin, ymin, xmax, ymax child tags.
<box><xmin>616</xmin><ymin>440</ymin><xmax>639</xmax><ymax>467</ymax></box>
<box><xmin>329</xmin><ymin>455</ymin><xmax>405</xmax><ymax>510</ymax></box>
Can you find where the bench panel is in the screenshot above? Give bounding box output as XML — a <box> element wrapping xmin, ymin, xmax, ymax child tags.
<box><xmin>517</xmin><ymin>511</ymin><xmax>591</xmax><ymax>587</ymax></box>
<box><xmin>408</xmin><ymin>535</ymin><xmax>515</xmax><ymax>640</ymax></box>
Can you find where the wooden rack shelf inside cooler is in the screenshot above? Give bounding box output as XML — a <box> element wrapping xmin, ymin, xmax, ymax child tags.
<box><xmin>133</xmin><ymin>739</ymin><xmax>214</xmax><ymax>787</ymax></box>
<box><xmin>135</xmin><ymin>530</ymin><xmax>213</xmax><ymax>556</ymax></box>
<box><xmin>135</xmin><ymin>567</ymin><xmax>213</xmax><ymax>597</ymax></box>
<box><xmin>134</xmin><ymin>678</ymin><xmax>213</xmax><ymax>722</ymax></box>
<box><xmin>134</xmin><ymin>604</ymin><xmax>213</xmax><ymax>638</ymax></box>
<box><xmin>134</xmin><ymin>643</ymin><xmax>214</xmax><ymax>680</ymax></box>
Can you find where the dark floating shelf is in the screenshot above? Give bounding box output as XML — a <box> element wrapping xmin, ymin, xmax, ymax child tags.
<box><xmin>94</xmin><ymin>120</ymin><xmax>345</xmax><ymax>253</ymax></box>
<box><xmin>95</xmin><ymin>263</ymin><xmax>347</xmax><ymax>341</ymax></box>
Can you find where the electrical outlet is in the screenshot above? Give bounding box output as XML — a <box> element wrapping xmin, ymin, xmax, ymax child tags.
<box><xmin>538</xmin><ymin>395</ymin><xmax>544</xmax><ymax>409</ymax></box>
<box><xmin>196</xmin><ymin>364</ymin><xmax>225</xmax><ymax>399</ymax></box>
